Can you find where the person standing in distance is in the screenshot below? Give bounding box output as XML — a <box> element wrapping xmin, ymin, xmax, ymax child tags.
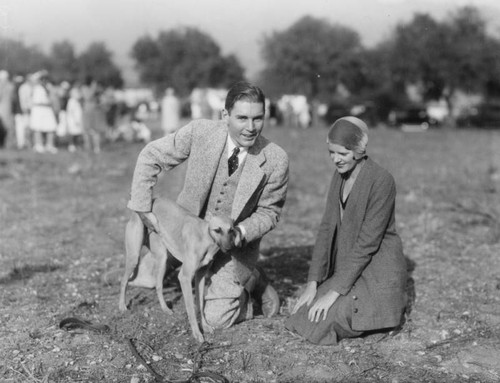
<box><xmin>161</xmin><ymin>87</ymin><xmax>181</xmax><ymax>135</ymax></box>
<box><xmin>126</xmin><ymin>81</ymin><xmax>289</xmax><ymax>329</ymax></box>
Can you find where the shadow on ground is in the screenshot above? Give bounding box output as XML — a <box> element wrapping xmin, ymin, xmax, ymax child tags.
<box><xmin>0</xmin><ymin>263</ymin><xmax>63</xmax><ymax>285</ymax></box>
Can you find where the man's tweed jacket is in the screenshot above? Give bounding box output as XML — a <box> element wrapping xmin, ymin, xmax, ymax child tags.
<box><xmin>307</xmin><ymin>157</ymin><xmax>407</xmax><ymax>331</ymax></box>
<box><xmin>127</xmin><ymin>119</ymin><xmax>289</xmax><ymax>284</ymax></box>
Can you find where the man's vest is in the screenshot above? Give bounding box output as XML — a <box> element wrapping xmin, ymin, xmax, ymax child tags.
<box><xmin>205</xmin><ymin>144</ymin><xmax>244</xmax><ymax>218</ymax></box>
<box><xmin>203</xmin><ymin>144</ymin><xmax>253</xmax><ymax>283</ymax></box>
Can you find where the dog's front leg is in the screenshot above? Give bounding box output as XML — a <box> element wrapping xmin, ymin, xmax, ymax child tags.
<box><xmin>178</xmin><ymin>265</ymin><xmax>204</xmax><ymax>342</ymax></box>
<box><xmin>149</xmin><ymin>234</ymin><xmax>172</xmax><ymax>314</ymax></box>
<box><xmin>155</xmin><ymin>252</ymin><xmax>172</xmax><ymax>314</ymax></box>
<box><xmin>196</xmin><ymin>269</ymin><xmax>214</xmax><ymax>334</ymax></box>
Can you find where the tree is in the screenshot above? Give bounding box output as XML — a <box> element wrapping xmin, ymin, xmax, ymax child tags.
<box><xmin>345</xmin><ymin>44</ymin><xmax>405</xmax><ymax>122</ymax></box>
<box><xmin>386</xmin><ymin>6</ymin><xmax>500</xmax><ymax>118</ymax></box>
<box><xmin>48</xmin><ymin>40</ymin><xmax>78</xmax><ymax>83</ymax></box>
<box><xmin>482</xmin><ymin>38</ymin><xmax>500</xmax><ymax>98</ymax></box>
<box><xmin>446</xmin><ymin>7</ymin><xmax>500</xmax><ymax>100</ymax></box>
<box><xmin>77</xmin><ymin>42</ymin><xmax>123</xmax><ymax>88</ymax></box>
<box><xmin>259</xmin><ymin>16</ymin><xmax>363</xmax><ymax>102</ymax></box>
<box><xmin>0</xmin><ymin>37</ymin><xmax>48</xmax><ymax>76</ymax></box>
<box><xmin>131</xmin><ymin>27</ymin><xmax>245</xmax><ymax>95</ymax></box>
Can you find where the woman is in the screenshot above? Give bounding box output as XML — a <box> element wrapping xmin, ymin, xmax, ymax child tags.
<box><xmin>66</xmin><ymin>85</ymin><xmax>84</xmax><ymax>152</ymax></box>
<box><xmin>30</xmin><ymin>71</ymin><xmax>58</xmax><ymax>153</ymax></box>
<box><xmin>286</xmin><ymin>116</ymin><xmax>407</xmax><ymax>345</ymax></box>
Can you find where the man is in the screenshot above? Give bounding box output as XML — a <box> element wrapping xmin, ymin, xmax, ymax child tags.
<box><xmin>127</xmin><ymin>81</ymin><xmax>289</xmax><ymax>329</ymax></box>
<box><xmin>14</xmin><ymin>74</ymin><xmax>33</xmax><ymax>150</ymax></box>
<box><xmin>161</xmin><ymin>87</ymin><xmax>181</xmax><ymax>135</ymax></box>
<box><xmin>0</xmin><ymin>70</ymin><xmax>15</xmax><ymax>149</ymax></box>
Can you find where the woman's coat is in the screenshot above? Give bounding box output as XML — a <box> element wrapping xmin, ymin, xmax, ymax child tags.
<box><xmin>308</xmin><ymin>157</ymin><xmax>408</xmax><ymax>331</ymax></box>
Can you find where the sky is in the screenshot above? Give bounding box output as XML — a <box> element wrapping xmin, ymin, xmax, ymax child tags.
<box><xmin>1</xmin><ymin>0</ymin><xmax>500</xmax><ymax>84</ymax></box>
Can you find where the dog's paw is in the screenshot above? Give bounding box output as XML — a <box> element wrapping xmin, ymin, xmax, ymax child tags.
<box><xmin>193</xmin><ymin>331</ymin><xmax>205</xmax><ymax>343</ymax></box>
<box><xmin>201</xmin><ymin>321</ymin><xmax>215</xmax><ymax>334</ymax></box>
<box><xmin>159</xmin><ymin>302</ymin><xmax>173</xmax><ymax>315</ymax></box>
<box><xmin>118</xmin><ymin>302</ymin><xmax>128</xmax><ymax>312</ymax></box>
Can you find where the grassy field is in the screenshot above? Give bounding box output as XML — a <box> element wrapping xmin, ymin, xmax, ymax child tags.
<box><xmin>1</xmin><ymin>120</ymin><xmax>500</xmax><ymax>382</ymax></box>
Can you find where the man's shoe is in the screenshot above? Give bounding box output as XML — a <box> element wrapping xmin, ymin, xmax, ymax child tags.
<box><xmin>249</xmin><ymin>267</ymin><xmax>280</xmax><ymax>318</ymax></box>
<box><xmin>259</xmin><ymin>283</ymin><xmax>280</xmax><ymax>318</ymax></box>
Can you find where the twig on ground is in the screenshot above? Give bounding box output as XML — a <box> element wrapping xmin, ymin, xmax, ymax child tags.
<box><xmin>239</xmin><ymin>351</ymin><xmax>252</xmax><ymax>372</ymax></box>
<box><xmin>360</xmin><ymin>365</ymin><xmax>381</xmax><ymax>374</ymax></box>
<box><xmin>9</xmin><ymin>364</ymin><xmax>45</xmax><ymax>383</ymax></box>
<box><xmin>425</xmin><ymin>336</ymin><xmax>471</xmax><ymax>350</ymax></box>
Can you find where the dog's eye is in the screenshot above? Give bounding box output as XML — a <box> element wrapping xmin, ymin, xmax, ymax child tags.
<box><xmin>214</xmin><ymin>227</ymin><xmax>222</xmax><ymax>234</ymax></box>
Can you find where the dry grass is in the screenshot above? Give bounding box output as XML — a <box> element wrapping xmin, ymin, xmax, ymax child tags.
<box><xmin>1</xmin><ymin>120</ymin><xmax>500</xmax><ymax>382</ymax></box>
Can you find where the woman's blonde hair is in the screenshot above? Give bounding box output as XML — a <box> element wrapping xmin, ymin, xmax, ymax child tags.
<box><xmin>327</xmin><ymin>116</ymin><xmax>369</xmax><ymax>159</ymax></box>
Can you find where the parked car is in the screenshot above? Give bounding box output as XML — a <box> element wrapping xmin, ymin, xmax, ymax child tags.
<box><xmin>388</xmin><ymin>107</ymin><xmax>438</xmax><ymax>131</ymax></box>
<box><xmin>322</xmin><ymin>102</ymin><xmax>352</xmax><ymax>126</ymax></box>
<box><xmin>456</xmin><ymin>102</ymin><xmax>500</xmax><ymax>128</ymax></box>
<box><xmin>323</xmin><ymin>101</ymin><xmax>379</xmax><ymax>127</ymax></box>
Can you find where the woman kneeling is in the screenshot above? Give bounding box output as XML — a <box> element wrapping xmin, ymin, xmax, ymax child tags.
<box><xmin>286</xmin><ymin>116</ymin><xmax>408</xmax><ymax>345</ymax></box>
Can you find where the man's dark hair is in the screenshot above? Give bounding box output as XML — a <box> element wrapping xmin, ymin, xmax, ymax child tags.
<box><xmin>225</xmin><ymin>81</ymin><xmax>265</xmax><ymax>113</ymax></box>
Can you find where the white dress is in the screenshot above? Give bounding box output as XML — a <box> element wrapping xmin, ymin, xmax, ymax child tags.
<box><xmin>161</xmin><ymin>94</ymin><xmax>181</xmax><ymax>134</ymax></box>
<box><xmin>66</xmin><ymin>97</ymin><xmax>83</xmax><ymax>136</ymax></box>
<box><xmin>30</xmin><ymin>84</ymin><xmax>57</xmax><ymax>133</ymax></box>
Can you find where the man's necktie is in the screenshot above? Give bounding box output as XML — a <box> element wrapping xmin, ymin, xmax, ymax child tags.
<box><xmin>228</xmin><ymin>147</ymin><xmax>240</xmax><ymax>176</ymax></box>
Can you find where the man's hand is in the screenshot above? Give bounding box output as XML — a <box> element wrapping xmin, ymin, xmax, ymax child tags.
<box><xmin>308</xmin><ymin>289</ymin><xmax>340</xmax><ymax>322</ymax></box>
<box><xmin>291</xmin><ymin>281</ymin><xmax>317</xmax><ymax>314</ymax></box>
<box><xmin>138</xmin><ymin>211</ymin><xmax>160</xmax><ymax>234</ymax></box>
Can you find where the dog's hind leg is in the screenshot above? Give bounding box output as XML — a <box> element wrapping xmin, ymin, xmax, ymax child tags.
<box><xmin>156</xmin><ymin>254</ymin><xmax>171</xmax><ymax>314</ymax></box>
<box><xmin>119</xmin><ymin>212</ymin><xmax>144</xmax><ymax>312</ymax></box>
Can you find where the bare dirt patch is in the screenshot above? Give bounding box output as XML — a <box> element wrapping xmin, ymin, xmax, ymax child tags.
<box><xmin>1</xmin><ymin>123</ymin><xmax>500</xmax><ymax>382</ymax></box>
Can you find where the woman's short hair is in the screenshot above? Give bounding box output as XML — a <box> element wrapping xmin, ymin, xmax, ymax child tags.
<box><xmin>225</xmin><ymin>81</ymin><xmax>265</xmax><ymax>113</ymax></box>
<box><xmin>327</xmin><ymin>116</ymin><xmax>369</xmax><ymax>159</ymax></box>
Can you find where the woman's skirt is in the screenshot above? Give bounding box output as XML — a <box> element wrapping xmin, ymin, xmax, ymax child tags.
<box><xmin>30</xmin><ymin>106</ymin><xmax>57</xmax><ymax>133</ymax></box>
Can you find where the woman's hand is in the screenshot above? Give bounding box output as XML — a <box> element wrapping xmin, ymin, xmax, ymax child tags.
<box><xmin>291</xmin><ymin>281</ymin><xmax>317</xmax><ymax>314</ymax></box>
<box><xmin>308</xmin><ymin>290</ymin><xmax>340</xmax><ymax>322</ymax></box>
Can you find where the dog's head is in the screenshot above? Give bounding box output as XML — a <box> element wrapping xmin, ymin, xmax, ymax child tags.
<box><xmin>207</xmin><ymin>215</ymin><xmax>237</xmax><ymax>253</ymax></box>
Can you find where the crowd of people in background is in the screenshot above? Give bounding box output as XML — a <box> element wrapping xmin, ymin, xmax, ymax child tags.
<box><xmin>0</xmin><ymin>68</ymin><xmax>318</xmax><ymax>156</ymax></box>
<box><xmin>185</xmin><ymin>87</ymin><xmax>314</xmax><ymax>130</ymax></box>
<box><xmin>0</xmin><ymin>69</ymin><xmax>153</xmax><ymax>155</ymax></box>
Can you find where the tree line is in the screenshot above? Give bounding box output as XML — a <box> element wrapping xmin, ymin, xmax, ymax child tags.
<box><xmin>260</xmin><ymin>6</ymin><xmax>500</xmax><ymax>122</ymax></box>
<box><xmin>2</xmin><ymin>5</ymin><xmax>499</xmax><ymax>120</ymax></box>
<box><xmin>0</xmin><ymin>39</ymin><xmax>123</xmax><ymax>87</ymax></box>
